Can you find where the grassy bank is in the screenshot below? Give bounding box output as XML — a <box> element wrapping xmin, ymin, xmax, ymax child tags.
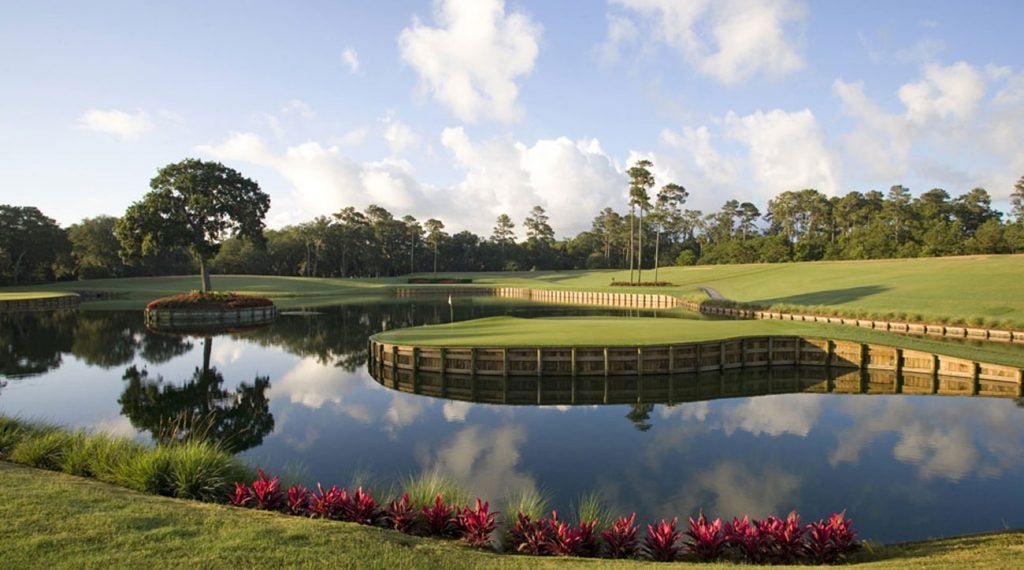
<box><xmin>1</xmin><ymin>462</ymin><xmax>1021</xmax><ymax>569</ymax></box>
<box><xmin>374</xmin><ymin>316</ymin><xmax>1024</xmax><ymax>368</ymax></box>
<box><xmin>3</xmin><ymin>255</ymin><xmax>1023</xmax><ymax>324</ymax></box>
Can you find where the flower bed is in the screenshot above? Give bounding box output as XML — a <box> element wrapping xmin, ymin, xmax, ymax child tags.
<box><xmin>407</xmin><ymin>278</ymin><xmax>474</xmax><ymax>284</ymax></box>
<box><xmin>146</xmin><ymin>291</ymin><xmax>274</xmax><ymax>310</ymax></box>
<box><xmin>230</xmin><ymin>469</ymin><xmax>861</xmax><ymax>564</ymax></box>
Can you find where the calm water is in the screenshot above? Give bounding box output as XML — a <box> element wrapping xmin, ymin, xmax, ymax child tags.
<box><xmin>2</xmin><ymin>299</ymin><xmax>1023</xmax><ymax>543</ymax></box>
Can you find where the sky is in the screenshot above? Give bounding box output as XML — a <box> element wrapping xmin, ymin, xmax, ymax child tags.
<box><xmin>3</xmin><ymin>0</ymin><xmax>1024</xmax><ymax>238</ymax></box>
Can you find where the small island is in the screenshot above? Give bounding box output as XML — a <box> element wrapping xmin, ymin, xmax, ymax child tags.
<box><xmin>144</xmin><ymin>291</ymin><xmax>276</xmax><ymax>328</ymax></box>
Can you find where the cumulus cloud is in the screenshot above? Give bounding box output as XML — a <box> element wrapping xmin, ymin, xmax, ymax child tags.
<box><xmin>420</xmin><ymin>425</ymin><xmax>537</xmax><ymax>502</ymax></box>
<box><xmin>725</xmin><ymin>108</ymin><xmax>840</xmax><ymax>196</ymax></box>
<box><xmin>722</xmin><ymin>394</ymin><xmax>822</xmax><ymax>437</ymax></box>
<box><xmin>608</xmin><ymin>0</ymin><xmax>805</xmax><ymax>83</ymax></box>
<box><xmin>341</xmin><ymin>47</ymin><xmax>360</xmax><ymax>73</ymax></box>
<box><xmin>835</xmin><ymin>61</ymin><xmax>1024</xmax><ymax>195</ymax></box>
<box><xmin>398</xmin><ymin>0</ymin><xmax>541</xmax><ymax>123</ymax></box>
<box><xmin>77</xmin><ymin>108</ymin><xmax>152</xmax><ymax>139</ymax></box>
<box><xmin>270</xmin><ymin>357</ymin><xmax>355</xmax><ymax>409</ymax></box>
<box><xmin>381</xmin><ymin>114</ymin><xmax>421</xmax><ymax>155</ymax></box>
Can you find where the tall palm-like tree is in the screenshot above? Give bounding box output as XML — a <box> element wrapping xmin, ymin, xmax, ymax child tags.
<box><xmin>627</xmin><ymin>160</ymin><xmax>655</xmax><ymax>284</ymax></box>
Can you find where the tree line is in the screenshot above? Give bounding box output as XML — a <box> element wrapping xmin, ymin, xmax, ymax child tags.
<box><xmin>2</xmin><ymin>159</ymin><xmax>1024</xmax><ymax>285</ymax></box>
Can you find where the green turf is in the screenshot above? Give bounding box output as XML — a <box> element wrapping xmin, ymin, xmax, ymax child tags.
<box><xmin>0</xmin><ymin>462</ymin><xmax>1020</xmax><ymax>569</ymax></box>
<box><xmin>0</xmin><ymin>291</ymin><xmax>77</xmax><ymax>301</ymax></box>
<box><xmin>374</xmin><ymin>316</ymin><xmax>1024</xmax><ymax>368</ymax></box>
<box><xmin>2</xmin><ymin>254</ymin><xmax>1023</xmax><ymax>324</ymax></box>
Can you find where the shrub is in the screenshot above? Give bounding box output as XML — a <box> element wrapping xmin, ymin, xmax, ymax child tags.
<box><xmin>384</xmin><ymin>493</ymin><xmax>419</xmax><ymax>534</ymax></box>
<box><xmin>403</xmin><ymin>471</ymin><xmax>467</xmax><ymax>510</ymax></box>
<box><xmin>684</xmin><ymin>512</ymin><xmax>727</xmax><ymax>561</ymax></box>
<box><xmin>146</xmin><ymin>291</ymin><xmax>273</xmax><ymax>311</ymax></box>
<box><xmin>308</xmin><ymin>483</ymin><xmax>346</xmax><ymax>519</ymax></box>
<box><xmin>806</xmin><ymin>512</ymin><xmax>860</xmax><ymax>564</ymax></box>
<box><xmin>544</xmin><ymin>511</ymin><xmax>598</xmax><ymax>557</ymax></box>
<box><xmin>250</xmin><ymin>469</ymin><xmax>284</xmax><ymax>510</ymax></box>
<box><xmin>8</xmin><ymin>429</ymin><xmax>76</xmax><ymax>471</ymax></box>
<box><xmin>0</xmin><ymin>416</ymin><xmax>31</xmax><ymax>459</ymax></box>
<box><xmin>286</xmin><ymin>485</ymin><xmax>310</xmax><ymax>516</ymax></box>
<box><xmin>724</xmin><ymin>515</ymin><xmax>765</xmax><ymax>563</ymax></box>
<box><xmin>601</xmin><ymin>513</ymin><xmax>639</xmax><ymax>559</ymax></box>
<box><xmin>228</xmin><ymin>482</ymin><xmax>252</xmax><ymax>507</ymax></box>
<box><xmin>643</xmin><ymin>517</ymin><xmax>683</xmax><ymax>562</ymax></box>
<box><xmin>759</xmin><ymin>511</ymin><xmax>806</xmax><ymax>564</ymax></box>
<box><xmin>422</xmin><ymin>494</ymin><xmax>461</xmax><ymax>538</ymax></box>
<box><xmin>507</xmin><ymin>513</ymin><xmax>551</xmax><ymax>555</ymax></box>
<box><xmin>342</xmin><ymin>487</ymin><xmax>380</xmax><ymax>525</ymax></box>
<box><xmin>457</xmin><ymin>499</ymin><xmax>498</xmax><ymax>548</ymax></box>
<box><xmin>502</xmin><ymin>488</ymin><xmax>549</xmax><ymax>523</ymax></box>
<box><xmin>164</xmin><ymin>441</ymin><xmax>247</xmax><ymax>502</ymax></box>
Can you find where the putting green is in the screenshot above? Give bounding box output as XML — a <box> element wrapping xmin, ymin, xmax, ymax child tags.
<box><xmin>373</xmin><ymin>316</ymin><xmax>1024</xmax><ymax>368</ymax></box>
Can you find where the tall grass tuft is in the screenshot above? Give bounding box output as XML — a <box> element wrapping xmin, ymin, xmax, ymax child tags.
<box><xmin>573</xmin><ymin>491</ymin><xmax>614</xmax><ymax>530</ymax></box>
<box><xmin>0</xmin><ymin>416</ymin><xmax>33</xmax><ymax>459</ymax></box>
<box><xmin>502</xmin><ymin>487</ymin><xmax>550</xmax><ymax>522</ymax></box>
<box><xmin>8</xmin><ymin>428</ymin><xmax>77</xmax><ymax>471</ymax></box>
<box><xmin>402</xmin><ymin>470</ymin><xmax>467</xmax><ymax>508</ymax></box>
<box><xmin>165</xmin><ymin>440</ymin><xmax>251</xmax><ymax>502</ymax></box>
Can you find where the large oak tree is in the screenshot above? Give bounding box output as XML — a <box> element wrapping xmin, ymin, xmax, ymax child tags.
<box><xmin>115</xmin><ymin>159</ymin><xmax>270</xmax><ymax>292</ymax></box>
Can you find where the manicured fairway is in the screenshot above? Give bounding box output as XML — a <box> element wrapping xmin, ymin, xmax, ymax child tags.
<box><xmin>374</xmin><ymin>316</ymin><xmax>1024</xmax><ymax>368</ymax></box>
<box><xmin>0</xmin><ymin>291</ymin><xmax>77</xmax><ymax>301</ymax></box>
<box><xmin>2</xmin><ymin>254</ymin><xmax>1023</xmax><ymax>325</ymax></box>
<box><xmin>1</xmin><ymin>462</ymin><xmax>1021</xmax><ymax>569</ymax></box>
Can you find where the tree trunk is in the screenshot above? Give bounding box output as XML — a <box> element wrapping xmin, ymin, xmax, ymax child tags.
<box><xmin>637</xmin><ymin>208</ymin><xmax>644</xmax><ymax>284</ymax></box>
<box><xmin>198</xmin><ymin>256</ymin><xmax>212</xmax><ymax>293</ymax></box>
<box><xmin>654</xmin><ymin>230</ymin><xmax>661</xmax><ymax>283</ymax></box>
<box><xmin>202</xmin><ymin>336</ymin><xmax>212</xmax><ymax>373</ymax></box>
<box><xmin>433</xmin><ymin>244</ymin><xmax>438</xmax><ymax>274</ymax></box>
<box><xmin>628</xmin><ymin>207</ymin><xmax>635</xmax><ymax>284</ymax></box>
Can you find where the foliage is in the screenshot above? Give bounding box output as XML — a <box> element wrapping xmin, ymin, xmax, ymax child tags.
<box><xmin>407</xmin><ymin>277</ymin><xmax>473</xmax><ymax>284</ymax></box>
<box><xmin>0</xmin><ymin>204</ymin><xmax>71</xmax><ymax>285</ymax></box>
<box><xmin>384</xmin><ymin>493</ymin><xmax>419</xmax><ymax>534</ymax></box>
<box><xmin>644</xmin><ymin>517</ymin><xmax>684</xmax><ymax>562</ymax></box>
<box><xmin>422</xmin><ymin>494</ymin><xmax>461</xmax><ymax>538</ymax></box>
<box><xmin>457</xmin><ymin>499</ymin><xmax>498</xmax><ymax>548</ymax></box>
<box><xmin>806</xmin><ymin>511</ymin><xmax>861</xmax><ymax>564</ymax></box>
<box><xmin>115</xmin><ymin>158</ymin><xmax>270</xmax><ymax>292</ymax></box>
<box><xmin>145</xmin><ymin>291</ymin><xmax>273</xmax><ymax>310</ymax></box>
<box><xmin>249</xmin><ymin>468</ymin><xmax>284</xmax><ymax>510</ymax></box>
<box><xmin>684</xmin><ymin>512</ymin><xmax>727</xmax><ymax>561</ymax></box>
<box><xmin>601</xmin><ymin>513</ymin><xmax>640</xmax><ymax>559</ymax></box>
<box><xmin>507</xmin><ymin>512</ymin><xmax>551</xmax><ymax>555</ymax></box>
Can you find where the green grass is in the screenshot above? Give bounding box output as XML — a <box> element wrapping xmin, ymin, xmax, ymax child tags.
<box><xmin>4</xmin><ymin>255</ymin><xmax>1024</xmax><ymax>324</ymax></box>
<box><xmin>374</xmin><ymin>316</ymin><xmax>1024</xmax><ymax>368</ymax></box>
<box><xmin>0</xmin><ymin>291</ymin><xmax>77</xmax><ymax>301</ymax></box>
<box><xmin>1</xmin><ymin>461</ymin><xmax>1022</xmax><ymax>569</ymax></box>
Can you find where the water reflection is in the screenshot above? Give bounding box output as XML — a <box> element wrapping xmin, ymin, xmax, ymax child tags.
<box><xmin>1</xmin><ymin>302</ymin><xmax>1023</xmax><ymax>543</ymax></box>
<box><xmin>119</xmin><ymin>337</ymin><xmax>273</xmax><ymax>453</ymax></box>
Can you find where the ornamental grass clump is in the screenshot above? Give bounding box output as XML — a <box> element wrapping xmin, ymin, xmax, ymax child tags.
<box><xmin>8</xmin><ymin>429</ymin><xmax>78</xmax><ymax>471</ymax></box>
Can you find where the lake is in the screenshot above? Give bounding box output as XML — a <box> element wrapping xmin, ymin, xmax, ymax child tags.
<box><xmin>2</xmin><ymin>298</ymin><xmax>1023</xmax><ymax>543</ymax></box>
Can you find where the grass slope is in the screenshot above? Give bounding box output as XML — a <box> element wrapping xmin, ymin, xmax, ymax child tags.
<box><xmin>374</xmin><ymin>316</ymin><xmax>1024</xmax><ymax>368</ymax></box>
<box><xmin>0</xmin><ymin>291</ymin><xmax>77</xmax><ymax>301</ymax></box>
<box><xmin>1</xmin><ymin>254</ymin><xmax>1022</xmax><ymax>323</ymax></box>
<box><xmin>1</xmin><ymin>462</ymin><xmax>1021</xmax><ymax>569</ymax></box>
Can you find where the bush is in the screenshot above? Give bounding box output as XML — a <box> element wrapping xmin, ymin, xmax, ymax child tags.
<box><xmin>146</xmin><ymin>291</ymin><xmax>273</xmax><ymax>310</ymax></box>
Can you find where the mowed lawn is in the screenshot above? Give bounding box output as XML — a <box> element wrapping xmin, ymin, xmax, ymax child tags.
<box><xmin>2</xmin><ymin>462</ymin><xmax>1022</xmax><ymax>570</ymax></box>
<box><xmin>2</xmin><ymin>255</ymin><xmax>1022</xmax><ymax>324</ymax></box>
<box><xmin>374</xmin><ymin>316</ymin><xmax>1024</xmax><ymax>368</ymax></box>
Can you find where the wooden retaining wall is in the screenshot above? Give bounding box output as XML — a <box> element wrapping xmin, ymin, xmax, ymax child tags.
<box><xmin>0</xmin><ymin>294</ymin><xmax>80</xmax><ymax>312</ymax></box>
<box><xmin>368</xmin><ymin>337</ymin><xmax>1024</xmax><ymax>402</ymax></box>
<box><xmin>370</xmin><ymin>362</ymin><xmax>1023</xmax><ymax>407</ymax></box>
<box><xmin>145</xmin><ymin>305</ymin><xmax>277</xmax><ymax>327</ymax></box>
<box><xmin>393</xmin><ymin>286</ymin><xmax>1023</xmax><ymax>342</ymax></box>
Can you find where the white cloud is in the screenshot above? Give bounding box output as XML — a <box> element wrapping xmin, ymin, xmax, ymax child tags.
<box><xmin>421</xmin><ymin>425</ymin><xmax>536</xmax><ymax>503</ymax></box>
<box><xmin>660</xmin><ymin>125</ymin><xmax>741</xmax><ymax>185</ymax></box>
<box><xmin>609</xmin><ymin>0</ymin><xmax>805</xmax><ymax>84</ymax></box>
<box><xmin>722</xmin><ymin>394</ymin><xmax>822</xmax><ymax>437</ymax></box>
<box><xmin>680</xmin><ymin>460</ymin><xmax>801</xmax><ymax>520</ymax></box>
<box><xmin>77</xmin><ymin>108</ymin><xmax>152</xmax><ymax>139</ymax></box>
<box><xmin>381</xmin><ymin>114</ymin><xmax>421</xmax><ymax>155</ymax></box>
<box><xmin>596</xmin><ymin>14</ymin><xmax>639</xmax><ymax>64</ymax></box>
<box><xmin>897</xmin><ymin>62</ymin><xmax>985</xmax><ymax>125</ymax></box>
<box><xmin>726</xmin><ymin>108</ymin><xmax>840</xmax><ymax>196</ymax></box>
<box><xmin>282</xmin><ymin>99</ymin><xmax>316</xmax><ymax>120</ymax></box>
<box><xmin>333</xmin><ymin>127</ymin><xmax>370</xmax><ymax>147</ymax></box>
<box><xmin>398</xmin><ymin>0</ymin><xmax>541</xmax><ymax>123</ymax></box>
<box><xmin>442</xmin><ymin>400</ymin><xmax>472</xmax><ymax>422</ymax></box>
<box><xmin>442</xmin><ymin>127</ymin><xmax>628</xmax><ymax>236</ymax></box>
<box><xmin>270</xmin><ymin>357</ymin><xmax>353</xmax><ymax>409</ymax></box>
<box><xmin>341</xmin><ymin>47</ymin><xmax>360</xmax><ymax>73</ymax></box>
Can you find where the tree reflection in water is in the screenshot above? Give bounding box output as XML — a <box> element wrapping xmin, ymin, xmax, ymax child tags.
<box><xmin>119</xmin><ymin>337</ymin><xmax>273</xmax><ymax>453</ymax></box>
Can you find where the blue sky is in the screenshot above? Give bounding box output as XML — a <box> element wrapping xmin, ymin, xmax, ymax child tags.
<box><xmin>3</xmin><ymin>0</ymin><xmax>1023</xmax><ymax>236</ymax></box>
